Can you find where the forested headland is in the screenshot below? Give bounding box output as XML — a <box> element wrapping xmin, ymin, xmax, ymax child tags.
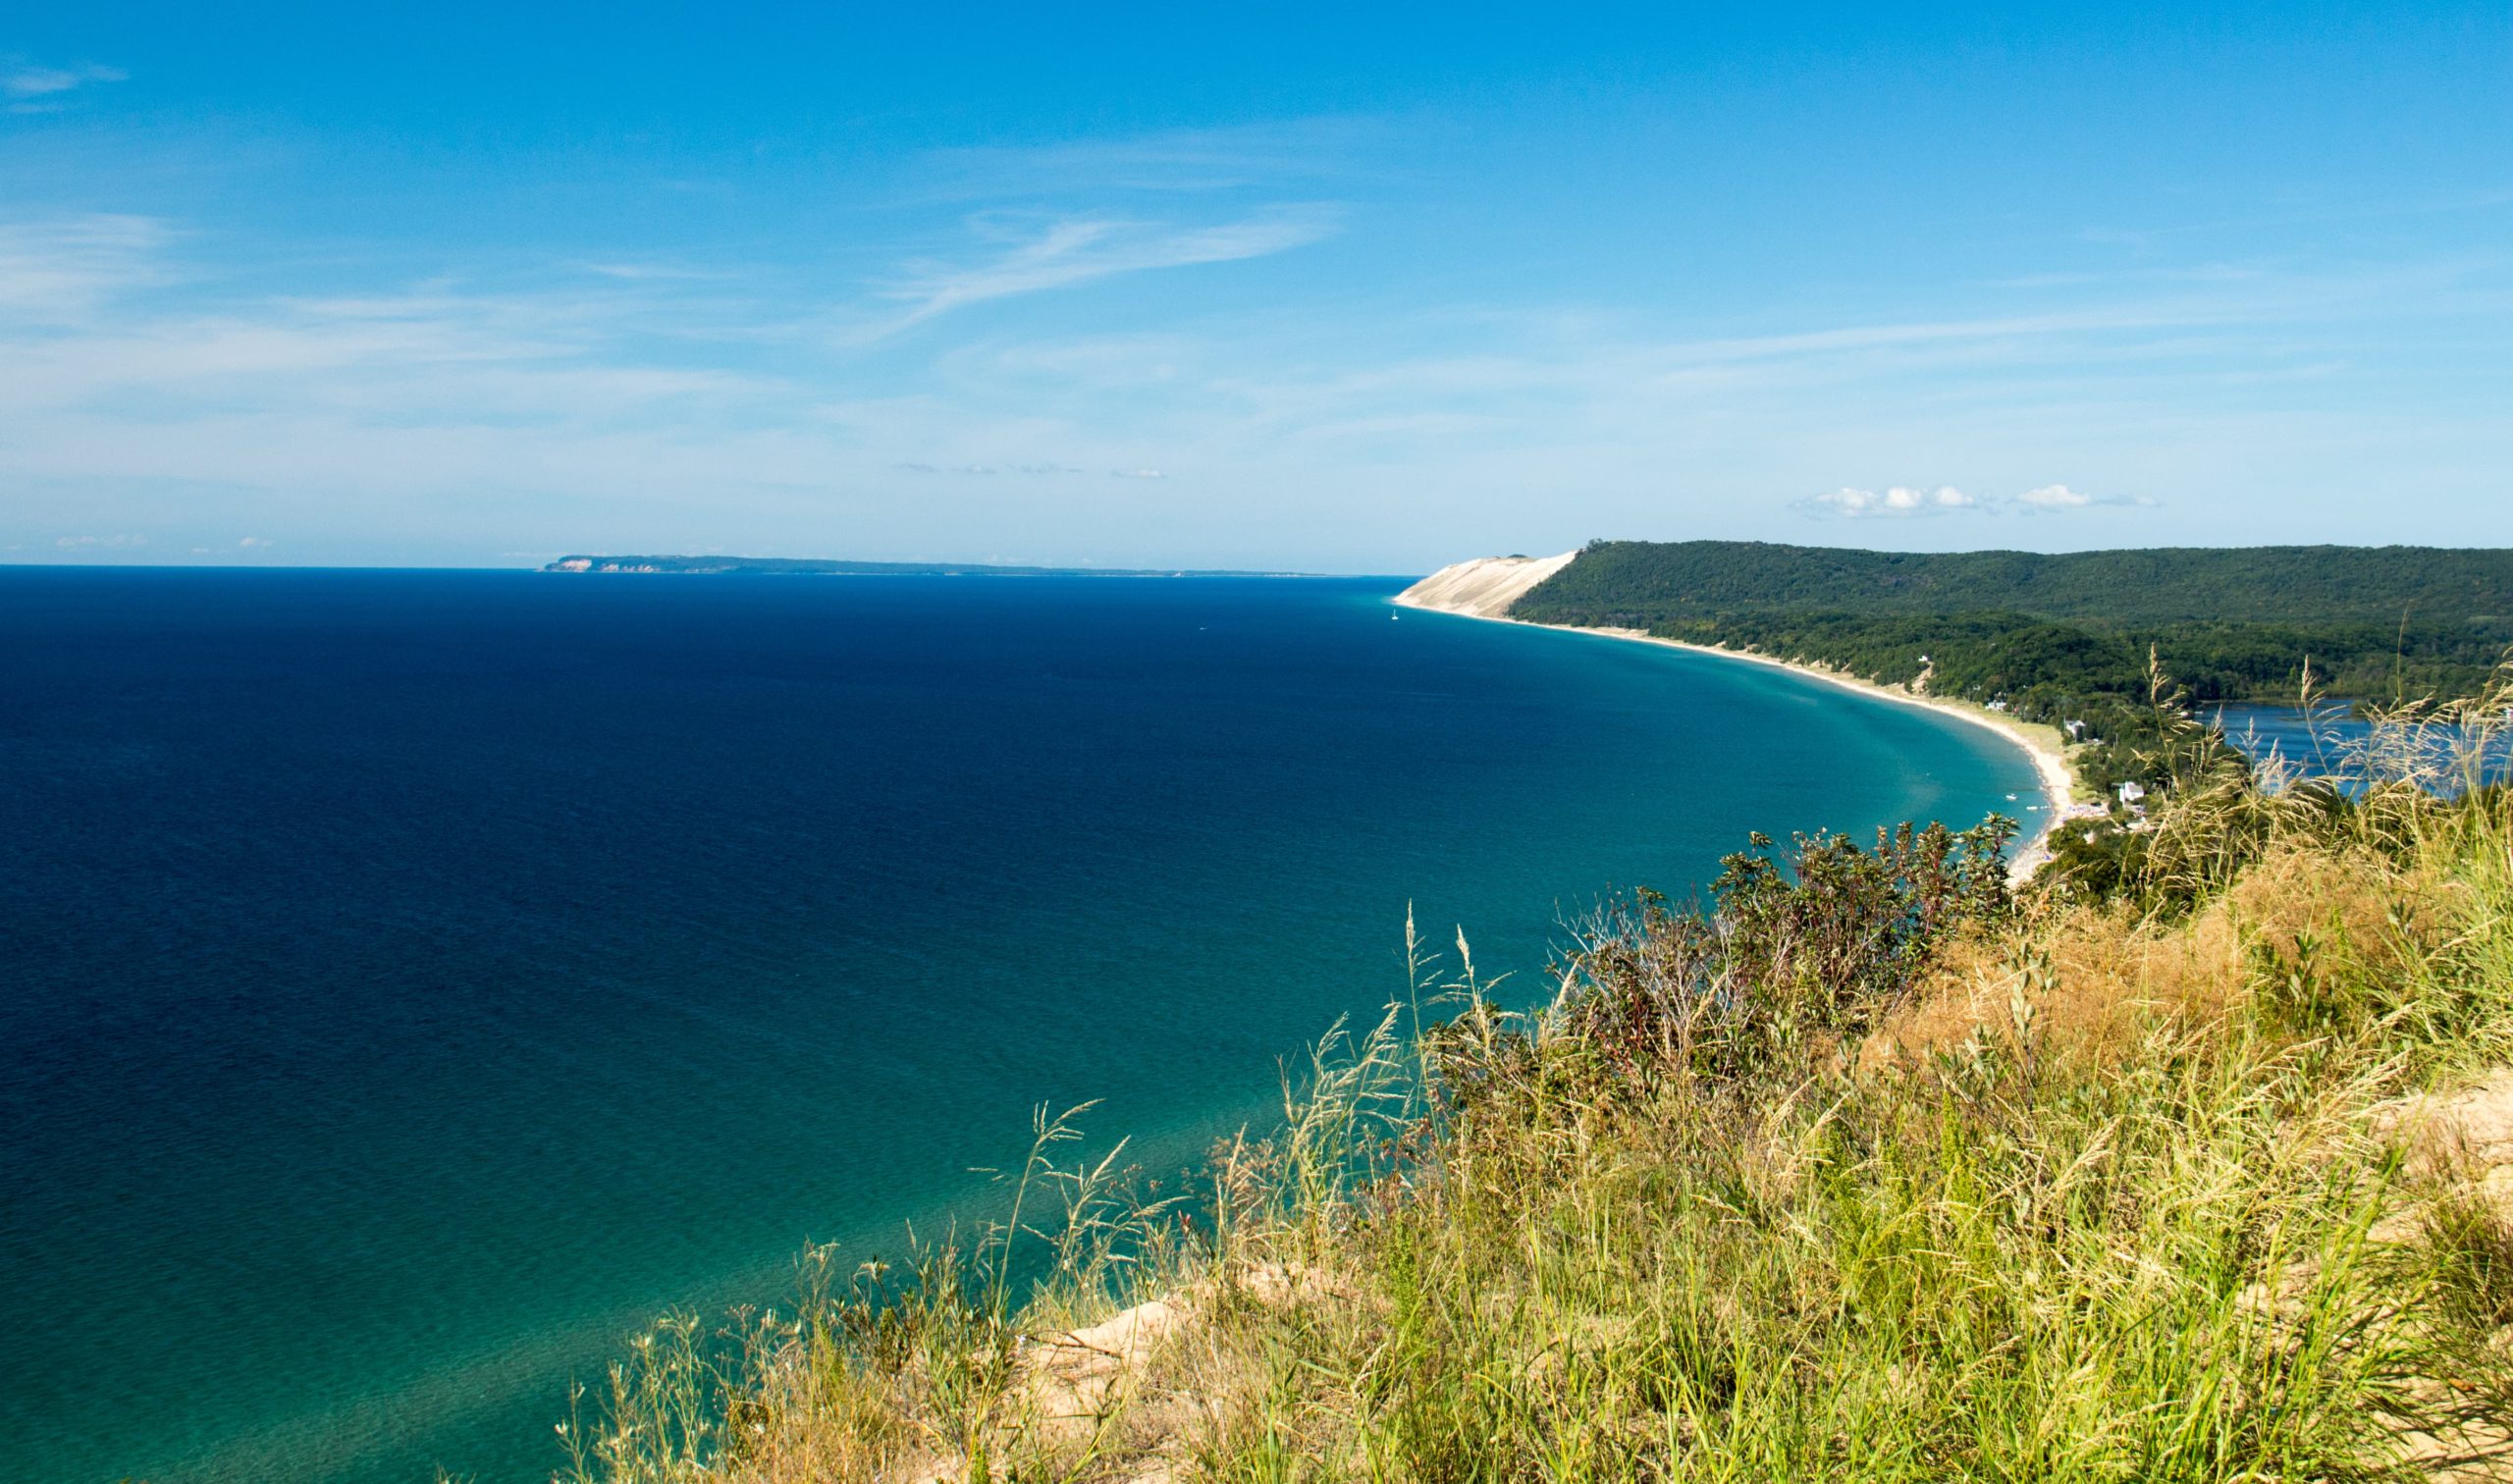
<box><xmin>1510</xmin><ymin>540</ymin><xmax>2513</xmax><ymax>815</ymax></box>
<box><xmin>1511</xmin><ymin>539</ymin><xmax>2513</xmax><ymax>705</ymax></box>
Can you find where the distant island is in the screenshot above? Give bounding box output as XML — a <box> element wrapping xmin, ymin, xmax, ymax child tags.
<box><xmin>544</xmin><ymin>555</ymin><xmax>1310</xmax><ymax>578</ymax></box>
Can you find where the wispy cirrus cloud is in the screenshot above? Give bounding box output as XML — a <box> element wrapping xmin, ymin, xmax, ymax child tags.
<box><xmin>869</xmin><ymin>207</ymin><xmax>1339</xmax><ymax>336</ymax></box>
<box><xmin>0</xmin><ymin>214</ymin><xmax>169</xmax><ymax>318</ymax></box>
<box><xmin>908</xmin><ymin>118</ymin><xmax>1391</xmax><ymax>201</ymax></box>
<box><xmin>0</xmin><ymin>188</ymin><xmax>2484</xmax><ymax>568</ymax></box>
<box><xmin>4</xmin><ymin>57</ymin><xmax>128</xmax><ymax>113</ymax></box>
<box><xmin>571</xmin><ymin>260</ymin><xmax>735</xmax><ymax>282</ymax></box>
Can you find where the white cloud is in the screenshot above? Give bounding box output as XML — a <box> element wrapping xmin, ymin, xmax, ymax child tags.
<box><xmin>872</xmin><ymin>208</ymin><xmax>1338</xmax><ymax>334</ymax></box>
<box><xmin>0</xmin><ymin>191</ymin><xmax>2479</xmax><ymax>569</ymax></box>
<box><xmin>3</xmin><ymin>59</ymin><xmax>127</xmax><ymax>112</ymax></box>
<box><xmin>57</xmin><ymin>533</ymin><xmax>146</xmax><ymax>548</ymax></box>
<box><xmin>2013</xmin><ymin>483</ymin><xmax>2160</xmax><ymax>513</ymax></box>
<box><xmin>899</xmin><ymin>116</ymin><xmax>1387</xmax><ymax>210</ymax></box>
<box><xmin>0</xmin><ymin>215</ymin><xmax>170</xmax><ymax>321</ymax></box>
<box><xmin>239</xmin><ymin>535</ymin><xmax>271</xmax><ymax>548</ymax></box>
<box><xmin>1110</xmin><ymin>468</ymin><xmax>1166</xmax><ymax>480</ymax></box>
<box><xmin>4</xmin><ymin>61</ymin><xmax>127</xmax><ymax>97</ymax></box>
<box><xmin>1795</xmin><ymin>485</ymin><xmax>1976</xmax><ymax>518</ymax></box>
<box><xmin>573</xmin><ymin>260</ymin><xmax>732</xmax><ymax>282</ymax></box>
<box><xmin>1793</xmin><ymin>482</ymin><xmax>2162</xmax><ymax>519</ymax></box>
<box><xmin>2016</xmin><ymin>483</ymin><xmax>2093</xmax><ymax>509</ymax></box>
<box><xmin>907</xmin><ymin>118</ymin><xmax>1386</xmax><ymax>201</ymax></box>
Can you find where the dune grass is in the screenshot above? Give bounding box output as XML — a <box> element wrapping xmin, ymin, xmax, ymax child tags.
<box><xmin>558</xmin><ymin>677</ymin><xmax>2513</xmax><ymax>1483</ymax></box>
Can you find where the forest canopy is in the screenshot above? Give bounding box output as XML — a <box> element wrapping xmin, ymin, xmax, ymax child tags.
<box><xmin>1512</xmin><ymin>540</ymin><xmax>2513</xmax><ymax>706</ymax></box>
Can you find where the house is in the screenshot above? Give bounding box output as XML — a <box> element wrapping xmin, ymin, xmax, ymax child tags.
<box><xmin>2117</xmin><ymin>781</ymin><xmax>2148</xmax><ymax>805</ymax></box>
<box><xmin>2063</xmin><ymin>718</ymin><xmax>2089</xmax><ymax>741</ymax></box>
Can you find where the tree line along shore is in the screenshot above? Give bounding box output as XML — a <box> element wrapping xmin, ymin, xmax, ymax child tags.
<box><xmin>1412</xmin><ymin>540</ymin><xmax>2513</xmax><ymax>889</ymax></box>
<box><xmin>1515</xmin><ymin>540</ymin><xmax>2513</xmax><ymax>811</ymax></box>
<box><xmin>552</xmin><ymin>541</ymin><xmax>2513</xmax><ymax>1483</ymax></box>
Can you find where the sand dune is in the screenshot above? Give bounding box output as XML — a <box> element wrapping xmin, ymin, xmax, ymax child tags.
<box><xmin>1393</xmin><ymin>552</ymin><xmax>1577</xmax><ymax>617</ymax></box>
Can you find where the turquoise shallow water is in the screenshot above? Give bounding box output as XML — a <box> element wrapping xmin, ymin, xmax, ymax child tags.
<box><xmin>0</xmin><ymin>570</ymin><xmax>2041</xmax><ymax>1484</ymax></box>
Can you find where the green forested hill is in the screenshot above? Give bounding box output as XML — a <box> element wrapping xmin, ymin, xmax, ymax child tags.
<box><xmin>1516</xmin><ymin>540</ymin><xmax>2513</xmax><ymax>627</ymax></box>
<box><xmin>1512</xmin><ymin>540</ymin><xmax>2513</xmax><ymax>705</ymax></box>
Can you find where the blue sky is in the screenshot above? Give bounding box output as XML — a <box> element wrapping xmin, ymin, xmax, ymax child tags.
<box><xmin>4</xmin><ymin>4</ymin><xmax>2508</xmax><ymax>570</ymax></box>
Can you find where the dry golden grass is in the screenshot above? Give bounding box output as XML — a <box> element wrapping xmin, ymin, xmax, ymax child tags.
<box><xmin>1865</xmin><ymin>824</ymin><xmax>2493</xmax><ymax>1079</ymax></box>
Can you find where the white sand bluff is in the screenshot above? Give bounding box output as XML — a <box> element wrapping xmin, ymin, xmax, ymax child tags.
<box><xmin>1393</xmin><ymin>552</ymin><xmax>1577</xmax><ymax>618</ymax></box>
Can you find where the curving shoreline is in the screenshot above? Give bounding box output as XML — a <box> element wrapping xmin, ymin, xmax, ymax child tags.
<box><xmin>1393</xmin><ymin>558</ymin><xmax>2087</xmax><ymax>881</ymax></box>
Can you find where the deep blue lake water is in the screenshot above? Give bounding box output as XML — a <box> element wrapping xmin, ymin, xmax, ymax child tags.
<box><xmin>0</xmin><ymin>570</ymin><xmax>2041</xmax><ymax>1484</ymax></box>
<box><xmin>2210</xmin><ymin>702</ymin><xmax>2513</xmax><ymax>792</ymax></box>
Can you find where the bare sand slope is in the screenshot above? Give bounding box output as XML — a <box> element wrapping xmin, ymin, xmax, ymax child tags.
<box><xmin>1394</xmin><ymin>552</ymin><xmax>1577</xmax><ymax>617</ymax></box>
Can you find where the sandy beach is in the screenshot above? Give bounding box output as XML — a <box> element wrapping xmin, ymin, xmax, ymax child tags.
<box><xmin>1395</xmin><ymin>555</ymin><xmax>2087</xmax><ymax>880</ymax></box>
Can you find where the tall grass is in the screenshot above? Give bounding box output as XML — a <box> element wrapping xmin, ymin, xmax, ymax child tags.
<box><xmin>560</xmin><ymin>671</ymin><xmax>2513</xmax><ymax>1482</ymax></box>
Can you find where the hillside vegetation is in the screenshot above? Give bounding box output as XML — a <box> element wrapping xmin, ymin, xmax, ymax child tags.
<box><xmin>1515</xmin><ymin>541</ymin><xmax>2513</xmax><ymax>627</ymax></box>
<box><xmin>561</xmin><ymin>684</ymin><xmax>2513</xmax><ymax>1483</ymax></box>
<box><xmin>1511</xmin><ymin>540</ymin><xmax>2513</xmax><ymax>705</ymax></box>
